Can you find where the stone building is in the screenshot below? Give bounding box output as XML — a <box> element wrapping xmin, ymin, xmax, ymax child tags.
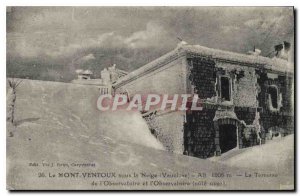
<box><xmin>113</xmin><ymin>42</ymin><xmax>294</xmax><ymax>159</ymax></box>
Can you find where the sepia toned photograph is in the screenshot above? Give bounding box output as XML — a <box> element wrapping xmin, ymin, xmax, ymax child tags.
<box><xmin>6</xmin><ymin>6</ymin><xmax>294</xmax><ymax>190</ymax></box>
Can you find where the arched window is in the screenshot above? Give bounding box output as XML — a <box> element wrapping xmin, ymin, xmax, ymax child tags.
<box><xmin>267</xmin><ymin>85</ymin><xmax>282</xmax><ymax>112</ymax></box>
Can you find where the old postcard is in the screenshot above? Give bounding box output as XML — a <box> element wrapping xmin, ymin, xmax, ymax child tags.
<box><xmin>6</xmin><ymin>7</ymin><xmax>294</xmax><ymax>190</ymax></box>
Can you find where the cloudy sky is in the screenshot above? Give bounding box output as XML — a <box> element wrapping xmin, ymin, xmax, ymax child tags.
<box><xmin>7</xmin><ymin>7</ymin><xmax>294</xmax><ymax>81</ymax></box>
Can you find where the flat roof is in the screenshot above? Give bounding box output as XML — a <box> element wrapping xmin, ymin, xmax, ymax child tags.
<box><xmin>114</xmin><ymin>44</ymin><xmax>293</xmax><ymax>88</ymax></box>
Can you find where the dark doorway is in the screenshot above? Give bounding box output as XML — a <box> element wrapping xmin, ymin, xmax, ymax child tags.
<box><xmin>219</xmin><ymin>124</ymin><xmax>237</xmax><ymax>154</ymax></box>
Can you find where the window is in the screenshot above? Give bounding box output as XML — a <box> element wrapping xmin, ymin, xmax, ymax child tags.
<box><xmin>268</xmin><ymin>86</ymin><xmax>278</xmax><ymax>108</ymax></box>
<box><xmin>267</xmin><ymin>85</ymin><xmax>282</xmax><ymax>112</ymax></box>
<box><xmin>220</xmin><ymin>76</ymin><xmax>231</xmax><ymax>101</ymax></box>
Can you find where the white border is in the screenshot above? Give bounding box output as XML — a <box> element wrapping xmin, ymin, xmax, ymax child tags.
<box><xmin>2</xmin><ymin>0</ymin><xmax>297</xmax><ymax>6</ymax></box>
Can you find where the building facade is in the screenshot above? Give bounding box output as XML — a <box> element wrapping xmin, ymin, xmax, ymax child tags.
<box><xmin>113</xmin><ymin>42</ymin><xmax>294</xmax><ymax>159</ymax></box>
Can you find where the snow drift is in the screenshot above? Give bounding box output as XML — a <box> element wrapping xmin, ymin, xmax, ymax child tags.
<box><xmin>210</xmin><ymin>134</ymin><xmax>294</xmax><ymax>172</ymax></box>
<box><xmin>7</xmin><ymin>79</ymin><xmax>163</xmax><ymax>150</ymax></box>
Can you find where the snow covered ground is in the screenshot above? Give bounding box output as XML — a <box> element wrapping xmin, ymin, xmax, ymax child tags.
<box><xmin>6</xmin><ymin>79</ymin><xmax>294</xmax><ymax>190</ymax></box>
<box><xmin>210</xmin><ymin>135</ymin><xmax>294</xmax><ymax>171</ymax></box>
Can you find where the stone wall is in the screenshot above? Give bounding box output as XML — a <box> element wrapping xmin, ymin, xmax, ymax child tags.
<box><xmin>184</xmin><ymin>56</ymin><xmax>293</xmax><ymax>157</ymax></box>
<box><xmin>256</xmin><ymin>71</ymin><xmax>294</xmax><ymax>135</ymax></box>
<box><xmin>184</xmin><ymin>107</ymin><xmax>217</xmax><ymax>158</ymax></box>
<box><xmin>234</xmin><ymin>107</ymin><xmax>256</xmax><ymax>125</ymax></box>
<box><xmin>184</xmin><ymin>57</ymin><xmax>218</xmax><ymax>158</ymax></box>
<box><xmin>216</xmin><ymin>62</ymin><xmax>258</xmax><ymax>108</ymax></box>
<box><xmin>187</xmin><ymin>56</ymin><xmax>217</xmax><ymax>99</ymax></box>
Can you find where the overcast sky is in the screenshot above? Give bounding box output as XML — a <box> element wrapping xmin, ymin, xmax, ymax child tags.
<box><xmin>6</xmin><ymin>7</ymin><xmax>294</xmax><ymax>81</ymax></box>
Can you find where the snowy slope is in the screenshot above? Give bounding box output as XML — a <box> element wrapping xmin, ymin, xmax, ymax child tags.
<box><xmin>7</xmin><ymin>79</ymin><xmax>163</xmax><ymax>150</ymax></box>
<box><xmin>6</xmin><ymin>79</ymin><xmax>294</xmax><ymax>190</ymax></box>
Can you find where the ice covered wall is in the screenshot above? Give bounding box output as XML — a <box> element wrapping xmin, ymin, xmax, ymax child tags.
<box><xmin>114</xmin><ymin>57</ymin><xmax>188</xmax><ymax>154</ymax></box>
